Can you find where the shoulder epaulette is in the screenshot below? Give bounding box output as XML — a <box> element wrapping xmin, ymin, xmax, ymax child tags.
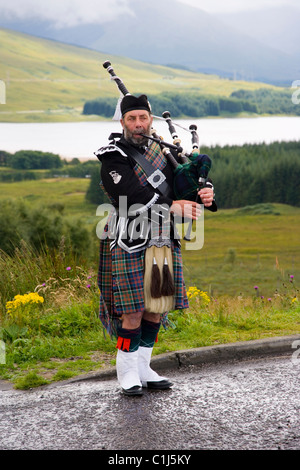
<box><xmin>94</xmin><ymin>144</ymin><xmax>128</xmax><ymax>159</ymax></box>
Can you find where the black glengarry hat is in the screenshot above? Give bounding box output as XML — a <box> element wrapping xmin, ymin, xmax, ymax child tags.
<box><xmin>121</xmin><ymin>94</ymin><xmax>151</xmax><ymax>116</ymax></box>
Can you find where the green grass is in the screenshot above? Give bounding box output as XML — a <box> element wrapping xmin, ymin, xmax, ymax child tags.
<box><xmin>0</xmin><ymin>177</ymin><xmax>97</xmax><ymax>223</ymax></box>
<box><xmin>0</xmin><ymin>27</ymin><xmax>280</xmax><ymax>123</ymax></box>
<box><xmin>0</xmin><ymin>178</ymin><xmax>299</xmax><ymax>389</ymax></box>
<box><xmin>156</xmin><ymin>294</ymin><xmax>299</xmax><ymax>352</ymax></box>
<box><xmin>0</xmin><ymin>270</ymin><xmax>298</xmax><ymax>389</ymax></box>
<box><xmin>181</xmin><ymin>204</ymin><xmax>300</xmax><ymax>298</ymax></box>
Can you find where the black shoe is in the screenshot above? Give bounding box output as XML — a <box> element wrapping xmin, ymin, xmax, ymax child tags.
<box><xmin>145</xmin><ymin>379</ymin><xmax>173</xmax><ymax>390</ymax></box>
<box><xmin>122</xmin><ymin>385</ymin><xmax>143</xmax><ymax>396</ymax></box>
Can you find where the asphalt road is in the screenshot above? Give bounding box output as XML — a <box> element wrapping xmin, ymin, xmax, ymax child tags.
<box><xmin>0</xmin><ymin>349</ymin><xmax>299</xmax><ymax>452</ymax></box>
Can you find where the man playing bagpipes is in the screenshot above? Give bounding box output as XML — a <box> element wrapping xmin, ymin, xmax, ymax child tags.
<box><xmin>95</xmin><ymin>88</ymin><xmax>216</xmax><ymax>396</ymax></box>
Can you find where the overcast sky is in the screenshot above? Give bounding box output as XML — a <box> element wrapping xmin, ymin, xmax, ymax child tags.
<box><xmin>0</xmin><ymin>0</ymin><xmax>299</xmax><ymax>27</ymax></box>
<box><xmin>180</xmin><ymin>0</ymin><xmax>300</xmax><ymax>13</ymax></box>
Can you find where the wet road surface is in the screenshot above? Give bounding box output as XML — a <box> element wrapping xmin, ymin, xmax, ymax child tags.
<box><xmin>0</xmin><ymin>353</ymin><xmax>299</xmax><ymax>451</ymax></box>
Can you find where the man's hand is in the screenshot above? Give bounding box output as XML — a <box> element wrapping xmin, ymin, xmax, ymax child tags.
<box><xmin>170</xmin><ymin>200</ymin><xmax>202</xmax><ymax>220</ymax></box>
<box><xmin>198</xmin><ymin>186</ymin><xmax>214</xmax><ymax>207</ymax></box>
<box><xmin>170</xmin><ymin>186</ymin><xmax>214</xmax><ymax>219</ymax></box>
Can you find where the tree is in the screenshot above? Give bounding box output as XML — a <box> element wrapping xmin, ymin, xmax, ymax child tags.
<box><xmin>0</xmin><ymin>200</ymin><xmax>23</xmax><ymax>255</ymax></box>
<box><xmin>85</xmin><ymin>166</ymin><xmax>109</xmax><ymax>205</ymax></box>
<box><xmin>0</xmin><ymin>199</ymin><xmax>94</xmax><ymax>257</ymax></box>
<box><xmin>83</xmin><ymin>97</ymin><xmax>118</xmax><ymax>118</ymax></box>
<box><xmin>10</xmin><ymin>151</ymin><xmax>63</xmax><ymax>170</ymax></box>
<box><xmin>0</xmin><ymin>150</ymin><xmax>12</xmax><ymax>167</ymax></box>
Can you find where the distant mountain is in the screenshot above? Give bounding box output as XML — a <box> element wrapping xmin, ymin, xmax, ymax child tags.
<box><xmin>0</xmin><ymin>0</ymin><xmax>298</xmax><ymax>84</ymax></box>
<box><xmin>1</xmin><ymin>27</ymin><xmax>279</xmax><ymax>123</ymax></box>
<box><xmin>86</xmin><ymin>0</ymin><xmax>299</xmax><ymax>84</ymax></box>
<box><xmin>0</xmin><ymin>19</ymin><xmax>106</xmax><ymax>50</ymax></box>
<box><xmin>219</xmin><ymin>6</ymin><xmax>300</xmax><ymax>58</ymax></box>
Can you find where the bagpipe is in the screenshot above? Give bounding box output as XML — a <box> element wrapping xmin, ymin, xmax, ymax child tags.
<box><xmin>102</xmin><ymin>60</ymin><xmax>217</xmax><ymax>241</ymax></box>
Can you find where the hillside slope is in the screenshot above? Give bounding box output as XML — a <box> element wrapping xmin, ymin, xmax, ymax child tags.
<box><xmin>0</xmin><ymin>0</ymin><xmax>298</xmax><ymax>84</ymax></box>
<box><xmin>0</xmin><ymin>28</ymin><xmax>278</xmax><ymax>123</ymax></box>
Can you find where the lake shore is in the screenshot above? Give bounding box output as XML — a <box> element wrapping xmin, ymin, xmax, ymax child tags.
<box><xmin>1</xmin><ymin>116</ymin><xmax>300</xmax><ymax>160</ymax></box>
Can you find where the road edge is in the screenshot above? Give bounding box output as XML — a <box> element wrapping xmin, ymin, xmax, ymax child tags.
<box><xmin>66</xmin><ymin>333</ymin><xmax>300</xmax><ymax>385</ymax></box>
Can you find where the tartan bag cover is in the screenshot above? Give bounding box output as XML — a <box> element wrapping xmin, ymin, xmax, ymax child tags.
<box><xmin>98</xmin><ymin>141</ymin><xmax>189</xmax><ymax>337</ymax></box>
<box><xmin>173</xmin><ymin>153</ymin><xmax>211</xmax><ymax>200</ymax></box>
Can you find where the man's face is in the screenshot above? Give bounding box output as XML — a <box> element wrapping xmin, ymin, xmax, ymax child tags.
<box><xmin>121</xmin><ymin>109</ymin><xmax>153</xmax><ymax>146</ymax></box>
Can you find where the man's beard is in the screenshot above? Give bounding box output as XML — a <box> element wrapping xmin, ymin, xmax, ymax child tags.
<box><xmin>124</xmin><ymin>126</ymin><xmax>151</xmax><ymax>147</ymax></box>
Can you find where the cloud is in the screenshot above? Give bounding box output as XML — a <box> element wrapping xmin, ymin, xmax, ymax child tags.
<box><xmin>1</xmin><ymin>0</ymin><xmax>299</xmax><ymax>29</ymax></box>
<box><xmin>179</xmin><ymin>0</ymin><xmax>300</xmax><ymax>13</ymax></box>
<box><xmin>0</xmin><ymin>0</ymin><xmax>133</xmax><ymax>28</ymax></box>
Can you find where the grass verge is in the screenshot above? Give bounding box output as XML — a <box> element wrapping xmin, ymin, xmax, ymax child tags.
<box><xmin>0</xmin><ymin>255</ymin><xmax>298</xmax><ymax>390</ymax></box>
<box><xmin>0</xmin><ymin>194</ymin><xmax>299</xmax><ymax>389</ymax></box>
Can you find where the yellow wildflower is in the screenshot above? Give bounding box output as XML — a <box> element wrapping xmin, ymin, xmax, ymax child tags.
<box><xmin>6</xmin><ymin>292</ymin><xmax>44</xmax><ymax>315</ymax></box>
<box><xmin>187</xmin><ymin>286</ymin><xmax>200</xmax><ymax>299</ymax></box>
<box><xmin>187</xmin><ymin>286</ymin><xmax>210</xmax><ymax>305</ymax></box>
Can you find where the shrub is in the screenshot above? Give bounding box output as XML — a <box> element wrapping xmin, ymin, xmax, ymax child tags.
<box><xmin>10</xmin><ymin>150</ymin><xmax>63</xmax><ymax>170</ymax></box>
<box><xmin>0</xmin><ymin>199</ymin><xmax>92</xmax><ymax>257</ymax></box>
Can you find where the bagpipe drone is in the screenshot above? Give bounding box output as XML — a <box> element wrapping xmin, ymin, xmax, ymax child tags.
<box><xmin>102</xmin><ymin>60</ymin><xmax>217</xmax><ymax>241</ymax></box>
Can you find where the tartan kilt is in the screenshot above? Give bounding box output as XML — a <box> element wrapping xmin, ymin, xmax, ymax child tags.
<box><xmin>97</xmin><ymin>229</ymin><xmax>189</xmax><ymax>337</ymax></box>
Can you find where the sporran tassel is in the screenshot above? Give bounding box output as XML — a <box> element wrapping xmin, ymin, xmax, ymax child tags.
<box><xmin>150</xmin><ymin>257</ymin><xmax>161</xmax><ymax>298</ymax></box>
<box><xmin>161</xmin><ymin>257</ymin><xmax>175</xmax><ymax>296</ymax></box>
<box><xmin>144</xmin><ymin>245</ymin><xmax>175</xmax><ymax>314</ymax></box>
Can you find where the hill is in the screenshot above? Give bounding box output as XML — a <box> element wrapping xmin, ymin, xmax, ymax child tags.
<box><xmin>0</xmin><ymin>27</ymin><xmax>281</xmax><ymax>123</ymax></box>
<box><xmin>86</xmin><ymin>0</ymin><xmax>298</xmax><ymax>85</ymax></box>
<box><xmin>219</xmin><ymin>6</ymin><xmax>300</xmax><ymax>59</ymax></box>
<box><xmin>0</xmin><ymin>0</ymin><xmax>299</xmax><ymax>85</ymax></box>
